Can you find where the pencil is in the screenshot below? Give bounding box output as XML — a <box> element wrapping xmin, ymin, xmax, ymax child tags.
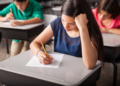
<box><xmin>10</xmin><ymin>8</ymin><xmax>12</xmax><ymax>13</ymax></box>
<box><xmin>40</xmin><ymin>41</ymin><xmax>49</xmax><ymax>58</ymax></box>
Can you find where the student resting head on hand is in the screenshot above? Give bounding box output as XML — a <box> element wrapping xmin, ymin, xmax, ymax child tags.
<box><xmin>92</xmin><ymin>0</ymin><xmax>120</xmax><ymax>35</ymax></box>
<box><xmin>30</xmin><ymin>0</ymin><xmax>104</xmax><ymax>69</ymax></box>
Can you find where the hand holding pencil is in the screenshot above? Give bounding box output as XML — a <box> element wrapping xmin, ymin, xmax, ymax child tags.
<box><xmin>4</xmin><ymin>8</ymin><xmax>14</xmax><ymax>21</ymax></box>
<box><xmin>37</xmin><ymin>41</ymin><xmax>53</xmax><ymax>65</ymax></box>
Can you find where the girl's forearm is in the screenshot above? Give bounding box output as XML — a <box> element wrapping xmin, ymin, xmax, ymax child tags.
<box><xmin>108</xmin><ymin>28</ymin><xmax>120</xmax><ymax>35</ymax></box>
<box><xmin>79</xmin><ymin>26</ymin><xmax>98</xmax><ymax>69</ymax></box>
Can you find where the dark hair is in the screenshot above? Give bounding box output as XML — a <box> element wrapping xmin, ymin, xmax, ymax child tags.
<box><xmin>61</xmin><ymin>0</ymin><xmax>104</xmax><ymax>63</ymax></box>
<box><xmin>97</xmin><ymin>0</ymin><xmax>120</xmax><ymax>19</ymax></box>
<box><xmin>13</xmin><ymin>0</ymin><xmax>26</xmax><ymax>2</ymax></box>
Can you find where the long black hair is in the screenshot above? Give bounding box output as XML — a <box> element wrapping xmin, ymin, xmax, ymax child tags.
<box><xmin>61</xmin><ymin>0</ymin><xmax>104</xmax><ymax>62</ymax></box>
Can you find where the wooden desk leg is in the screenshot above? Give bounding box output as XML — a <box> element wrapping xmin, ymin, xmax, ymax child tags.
<box><xmin>111</xmin><ymin>61</ymin><xmax>117</xmax><ymax>86</ymax></box>
<box><xmin>6</xmin><ymin>39</ymin><xmax>9</xmax><ymax>55</ymax></box>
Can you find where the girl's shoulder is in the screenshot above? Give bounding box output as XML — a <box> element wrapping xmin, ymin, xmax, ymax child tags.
<box><xmin>113</xmin><ymin>15</ymin><xmax>120</xmax><ymax>25</ymax></box>
<box><xmin>50</xmin><ymin>17</ymin><xmax>62</xmax><ymax>28</ymax></box>
<box><xmin>92</xmin><ymin>8</ymin><xmax>97</xmax><ymax>14</ymax></box>
<box><xmin>115</xmin><ymin>15</ymin><xmax>120</xmax><ymax>21</ymax></box>
<box><xmin>92</xmin><ymin>8</ymin><xmax>98</xmax><ymax>19</ymax></box>
<box><xmin>50</xmin><ymin>17</ymin><xmax>63</xmax><ymax>34</ymax></box>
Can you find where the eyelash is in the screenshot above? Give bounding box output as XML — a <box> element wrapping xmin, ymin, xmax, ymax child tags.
<box><xmin>99</xmin><ymin>13</ymin><xmax>108</xmax><ymax>17</ymax></box>
<box><xmin>105</xmin><ymin>15</ymin><xmax>108</xmax><ymax>17</ymax></box>
<box><xmin>62</xmin><ymin>19</ymin><xmax>75</xmax><ymax>25</ymax></box>
<box><xmin>70</xmin><ymin>23</ymin><xmax>75</xmax><ymax>25</ymax></box>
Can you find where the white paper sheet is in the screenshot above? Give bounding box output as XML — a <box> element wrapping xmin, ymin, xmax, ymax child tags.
<box><xmin>26</xmin><ymin>54</ymin><xmax>64</xmax><ymax>68</ymax></box>
<box><xmin>3</xmin><ymin>20</ymin><xmax>24</xmax><ymax>26</ymax></box>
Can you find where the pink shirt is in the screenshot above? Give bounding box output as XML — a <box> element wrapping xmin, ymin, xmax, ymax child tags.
<box><xmin>92</xmin><ymin>8</ymin><xmax>120</xmax><ymax>29</ymax></box>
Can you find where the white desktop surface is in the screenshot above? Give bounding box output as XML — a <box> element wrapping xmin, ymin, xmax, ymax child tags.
<box><xmin>0</xmin><ymin>0</ymin><xmax>12</xmax><ymax>5</ymax></box>
<box><xmin>0</xmin><ymin>50</ymin><xmax>101</xmax><ymax>86</ymax></box>
<box><xmin>102</xmin><ymin>33</ymin><xmax>120</xmax><ymax>47</ymax></box>
<box><xmin>52</xmin><ymin>6</ymin><xmax>62</xmax><ymax>11</ymax></box>
<box><xmin>0</xmin><ymin>21</ymin><xmax>44</xmax><ymax>30</ymax></box>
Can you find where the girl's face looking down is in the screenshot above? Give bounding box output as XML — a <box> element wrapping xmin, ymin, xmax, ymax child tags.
<box><xmin>98</xmin><ymin>10</ymin><xmax>112</xmax><ymax>21</ymax></box>
<box><xmin>61</xmin><ymin>14</ymin><xmax>78</xmax><ymax>31</ymax></box>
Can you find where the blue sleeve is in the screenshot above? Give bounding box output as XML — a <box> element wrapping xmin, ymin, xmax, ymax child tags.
<box><xmin>50</xmin><ymin>18</ymin><xmax>61</xmax><ymax>36</ymax></box>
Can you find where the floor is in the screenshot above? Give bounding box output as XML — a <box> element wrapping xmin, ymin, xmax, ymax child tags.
<box><xmin>0</xmin><ymin>38</ymin><xmax>120</xmax><ymax>86</ymax></box>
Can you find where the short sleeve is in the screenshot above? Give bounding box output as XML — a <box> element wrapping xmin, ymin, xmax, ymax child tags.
<box><xmin>50</xmin><ymin>18</ymin><xmax>62</xmax><ymax>36</ymax></box>
<box><xmin>0</xmin><ymin>3</ymin><xmax>14</xmax><ymax>17</ymax></box>
<box><xmin>117</xmin><ymin>16</ymin><xmax>120</xmax><ymax>26</ymax></box>
<box><xmin>32</xmin><ymin>3</ymin><xmax>44</xmax><ymax>20</ymax></box>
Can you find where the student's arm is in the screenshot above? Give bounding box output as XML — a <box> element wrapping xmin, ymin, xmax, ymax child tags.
<box><xmin>11</xmin><ymin>17</ymin><xmax>42</xmax><ymax>26</ymax></box>
<box><xmin>22</xmin><ymin>17</ymin><xmax>43</xmax><ymax>24</ymax></box>
<box><xmin>75</xmin><ymin>14</ymin><xmax>98</xmax><ymax>69</ymax></box>
<box><xmin>108</xmin><ymin>28</ymin><xmax>120</xmax><ymax>35</ymax></box>
<box><xmin>0</xmin><ymin>3</ymin><xmax>14</xmax><ymax>22</ymax></box>
<box><xmin>0</xmin><ymin>16</ymin><xmax>6</xmax><ymax>21</ymax></box>
<box><xmin>30</xmin><ymin>24</ymin><xmax>53</xmax><ymax>64</ymax></box>
<box><xmin>0</xmin><ymin>13</ymin><xmax>14</xmax><ymax>22</ymax></box>
<box><xmin>11</xmin><ymin>3</ymin><xmax>43</xmax><ymax>26</ymax></box>
<box><xmin>100</xmin><ymin>28</ymin><xmax>120</xmax><ymax>35</ymax></box>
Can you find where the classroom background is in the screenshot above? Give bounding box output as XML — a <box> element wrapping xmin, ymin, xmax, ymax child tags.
<box><xmin>0</xmin><ymin>0</ymin><xmax>120</xmax><ymax>86</ymax></box>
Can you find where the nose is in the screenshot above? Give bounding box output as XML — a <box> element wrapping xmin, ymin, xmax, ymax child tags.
<box><xmin>99</xmin><ymin>14</ymin><xmax>104</xmax><ymax>21</ymax></box>
<box><xmin>64</xmin><ymin>22</ymin><xmax>69</xmax><ymax>29</ymax></box>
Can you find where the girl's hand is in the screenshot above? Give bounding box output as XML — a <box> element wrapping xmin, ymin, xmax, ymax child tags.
<box><xmin>100</xmin><ymin>28</ymin><xmax>109</xmax><ymax>33</ymax></box>
<box><xmin>37</xmin><ymin>51</ymin><xmax>53</xmax><ymax>65</ymax></box>
<box><xmin>75</xmin><ymin>14</ymin><xmax>88</xmax><ymax>30</ymax></box>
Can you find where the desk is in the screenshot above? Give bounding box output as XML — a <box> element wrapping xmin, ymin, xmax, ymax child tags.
<box><xmin>0</xmin><ymin>50</ymin><xmax>101</xmax><ymax>86</ymax></box>
<box><xmin>87</xmin><ymin>0</ymin><xmax>120</xmax><ymax>2</ymax></box>
<box><xmin>52</xmin><ymin>6</ymin><xmax>62</xmax><ymax>16</ymax></box>
<box><xmin>0</xmin><ymin>0</ymin><xmax>12</xmax><ymax>5</ymax></box>
<box><xmin>102</xmin><ymin>33</ymin><xmax>120</xmax><ymax>86</ymax></box>
<box><xmin>0</xmin><ymin>0</ymin><xmax>13</xmax><ymax>10</ymax></box>
<box><xmin>52</xmin><ymin>0</ymin><xmax>120</xmax><ymax>16</ymax></box>
<box><xmin>0</xmin><ymin>22</ymin><xmax>44</xmax><ymax>54</ymax></box>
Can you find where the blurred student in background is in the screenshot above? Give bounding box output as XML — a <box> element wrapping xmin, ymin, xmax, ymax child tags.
<box><xmin>0</xmin><ymin>0</ymin><xmax>43</xmax><ymax>57</ymax></box>
<box><xmin>92</xmin><ymin>0</ymin><xmax>120</xmax><ymax>35</ymax></box>
<box><xmin>92</xmin><ymin>0</ymin><xmax>120</xmax><ymax>61</ymax></box>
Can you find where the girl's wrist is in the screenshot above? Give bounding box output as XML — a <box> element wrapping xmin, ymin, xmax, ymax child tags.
<box><xmin>107</xmin><ymin>29</ymin><xmax>110</xmax><ymax>33</ymax></box>
<box><xmin>36</xmin><ymin>50</ymin><xmax>42</xmax><ymax>57</ymax></box>
<box><xmin>78</xmin><ymin>26</ymin><xmax>88</xmax><ymax>32</ymax></box>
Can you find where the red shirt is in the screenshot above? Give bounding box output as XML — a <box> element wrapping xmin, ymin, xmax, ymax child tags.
<box><xmin>92</xmin><ymin>8</ymin><xmax>120</xmax><ymax>29</ymax></box>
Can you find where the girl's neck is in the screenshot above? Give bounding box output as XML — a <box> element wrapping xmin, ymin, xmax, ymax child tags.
<box><xmin>101</xmin><ymin>18</ymin><xmax>112</xmax><ymax>27</ymax></box>
<box><xmin>66</xmin><ymin>28</ymin><xmax>80</xmax><ymax>38</ymax></box>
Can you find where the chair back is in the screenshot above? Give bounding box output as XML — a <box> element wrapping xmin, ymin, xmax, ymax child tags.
<box><xmin>43</xmin><ymin>14</ymin><xmax>57</xmax><ymax>27</ymax></box>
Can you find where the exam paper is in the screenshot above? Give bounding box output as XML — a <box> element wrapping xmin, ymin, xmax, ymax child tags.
<box><xmin>3</xmin><ymin>20</ymin><xmax>24</xmax><ymax>25</ymax></box>
<box><xmin>26</xmin><ymin>54</ymin><xmax>64</xmax><ymax>68</ymax></box>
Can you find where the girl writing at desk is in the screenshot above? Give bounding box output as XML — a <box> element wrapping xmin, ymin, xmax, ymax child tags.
<box><xmin>30</xmin><ymin>0</ymin><xmax>104</xmax><ymax>69</ymax></box>
<box><xmin>92</xmin><ymin>0</ymin><xmax>120</xmax><ymax>61</ymax></box>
